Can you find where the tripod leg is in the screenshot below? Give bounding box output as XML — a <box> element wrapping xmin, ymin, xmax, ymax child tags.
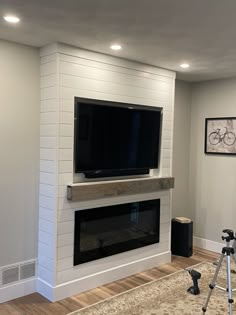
<box><xmin>226</xmin><ymin>254</ymin><xmax>234</xmax><ymax>315</ymax></box>
<box><xmin>202</xmin><ymin>253</ymin><xmax>224</xmax><ymax>314</ymax></box>
<box><xmin>231</xmin><ymin>240</ymin><xmax>236</xmax><ymax>272</ymax></box>
<box><xmin>231</xmin><ymin>251</ymin><xmax>236</xmax><ymax>268</ymax></box>
<box><xmin>232</xmin><ymin>239</ymin><xmax>236</xmax><ymax>257</ymax></box>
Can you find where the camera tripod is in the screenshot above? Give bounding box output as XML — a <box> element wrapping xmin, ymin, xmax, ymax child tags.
<box><xmin>202</xmin><ymin>229</ymin><xmax>236</xmax><ymax>315</ymax></box>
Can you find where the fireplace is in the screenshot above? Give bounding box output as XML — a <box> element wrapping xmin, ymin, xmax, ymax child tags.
<box><xmin>37</xmin><ymin>43</ymin><xmax>174</xmax><ymax>302</ymax></box>
<box><xmin>74</xmin><ymin>199</ymin><xmax>160</xmax><ymax>265</ymax></box>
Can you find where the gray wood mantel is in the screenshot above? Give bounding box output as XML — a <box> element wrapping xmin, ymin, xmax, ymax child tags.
<box><xmin>67</xmin><ymin>177</ymin><xmax>174</xmax><ymax>202</ymax></box>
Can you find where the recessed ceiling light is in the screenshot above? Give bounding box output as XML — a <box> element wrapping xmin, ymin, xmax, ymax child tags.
<box><xmin>110</xmin><ymin>44</ymin><xmax>122</xmax><ymax>51</ymax></box>
<box><xmin>3</xmin><ymin>15</ymin><xmax>20</xmax><ymax>23</ymax></box>
<box><xmin>180</xmin><ymin>63</ymin><xmax>190</xmax><ymax>69</ymax></box>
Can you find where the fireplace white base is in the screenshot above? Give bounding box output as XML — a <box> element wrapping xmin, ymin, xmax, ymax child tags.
<box><xmin>37</xmin><ymin>250</ymin><xmax>170</xmax><ymax>302</ymax></box>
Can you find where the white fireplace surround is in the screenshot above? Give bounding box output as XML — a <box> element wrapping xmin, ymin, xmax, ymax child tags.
<box><xmin>38</xmin><ymin>43</ymin><xmax>176</xmax><ymax>301</ymax></box>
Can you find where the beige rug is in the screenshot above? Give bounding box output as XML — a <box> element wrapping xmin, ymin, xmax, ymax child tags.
<box><xmin>69</xmin><ymin>262</ymin><xmax>236</xmax><ymax>315</ymax></box>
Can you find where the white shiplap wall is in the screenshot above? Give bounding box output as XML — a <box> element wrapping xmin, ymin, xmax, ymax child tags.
<box><xmin>38</xmin><ymin>43</ymin><xmax>176</xmax><ymax>301</ymax></box>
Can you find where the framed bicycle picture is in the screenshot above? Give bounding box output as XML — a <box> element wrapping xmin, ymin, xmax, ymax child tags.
<box><xmin>205</xmin><ymin>117</ymin><xmax>236</xmax><ymax>155</ymax></box>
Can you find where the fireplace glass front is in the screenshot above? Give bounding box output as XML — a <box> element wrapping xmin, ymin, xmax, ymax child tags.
<box><xmin>74</xmin><ymin>199</ymin><xmax>160</xmax><ymax>265</ymax></box>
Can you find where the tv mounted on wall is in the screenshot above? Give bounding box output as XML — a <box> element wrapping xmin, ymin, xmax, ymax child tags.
<box><xmin>74</xmin><ymin>97</ymin><xmax>162</xmax><ymax>178</ymax></box>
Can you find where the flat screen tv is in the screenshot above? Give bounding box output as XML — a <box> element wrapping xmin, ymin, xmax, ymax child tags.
<box><xmin>74</xmin><ymin>97</ymin><xmax>162</xmax><ymax>178</ymax></box>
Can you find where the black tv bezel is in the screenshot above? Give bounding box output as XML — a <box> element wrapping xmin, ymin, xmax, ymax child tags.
<box><xmin>74</xmin><ymin>97</ymin><xmax>162</xmax><ymax>178</ymax></box>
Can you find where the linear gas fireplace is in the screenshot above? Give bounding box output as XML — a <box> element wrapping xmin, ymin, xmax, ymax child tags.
<box><xmin>74</xmin><ymin>199</ymin><xmax>160</xmax><ymax>266</ymax></box>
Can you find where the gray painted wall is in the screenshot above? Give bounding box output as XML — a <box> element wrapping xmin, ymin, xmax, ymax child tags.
<box><xmin>172</xmin><ymin>80</ymin><xmax>192</xmax><ymax>218</ymax></box>
<box><xmin>189</xmin><ymin>78</ymin><xmax>236</xmax><ymax>243</ymax></box>
<box><xmin>0</xmin><ymin>40</ymin><xmax>40</xmax><ymax>266</ymax></box>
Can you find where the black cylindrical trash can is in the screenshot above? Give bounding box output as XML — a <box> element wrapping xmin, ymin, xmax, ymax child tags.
<box><xmin>171</xmin><ymin>217</ymin><xmax>193</xmax><ymax>257</ymax></box>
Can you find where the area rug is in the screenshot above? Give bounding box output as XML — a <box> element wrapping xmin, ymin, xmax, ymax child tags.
<box><xmin>69</xmin><ymin>262</ymin><xmax>236</xmax><ymax>315</ymax></box>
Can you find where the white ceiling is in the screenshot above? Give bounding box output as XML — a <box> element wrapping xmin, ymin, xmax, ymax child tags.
<box><xmin>1</xmin><ymin>0</ymin><xmax>236</xmax><ymax>81</ymax></box>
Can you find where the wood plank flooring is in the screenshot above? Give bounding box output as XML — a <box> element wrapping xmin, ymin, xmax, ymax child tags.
<box><xmin>0</xmin><ymin>247</ymin><xmax>218</xmax><ymax>315</ymax></box>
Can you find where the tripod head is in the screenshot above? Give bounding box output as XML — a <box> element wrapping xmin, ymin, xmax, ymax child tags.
<box><xmin>222</xmin><ymin>229</ymin><xmax>235</xmax><ymax>243</ymax></box>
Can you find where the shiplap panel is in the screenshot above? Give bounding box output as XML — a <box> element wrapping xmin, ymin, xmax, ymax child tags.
<box><xmin>59</xmin><ymin>137</ymin><xmax>73</xmax><ymax>149</ymax></box>
<box><xmin>39</xmin><ymin>50</ymin><xmax>59</xmax><ymax>291</ymax></box>
<box><xmin>60</xmin><ymin>54</ymin><xmax>174</xmax><ymax>83</ymax></box>
<box><xmin>58</xmin><ymin>191</ymin><xmax>168</xmax><ymax>212</ymax></box>
<box><xmin>58</xmin><ymin>221</ymin><xmax>74</xmax><ymax>236</ymax></box>
<box><xmin>160</xmin><ymin>212</ymin><xmax>171</xmax><ymax>224</ymax></box>
<box><xmin>41</xmin><ymin>99</ymin><xmax>58</xmax><ymax>112</ymax></box>
<box><xmin>57</xmin><ymin>256</ymin><xmax>73</xmax><ymax>272</ymax></box>
<box><xmin>162</xmin><ymin>130</ymin><xmax>173</xmax><ymax>141</ymax></box>
<box><xmin>59</xmin><ymin>112</ymin><xmax>73</xmax><ymax>124</ymax></box>
<box><xmin>60</xmin><ymin>124</ymin><xmax>73</xmax><ymax>137</ymax></box>
<box><xmin>58</xmin><ymin>185</ymin><xmax>67</xmax><ymax>198</ymax></box>
<box><xmin>40</xmin><ymin>137</ymin><xmax>57</xmax><ymax>149</ymax></box>
<box><xmin>58</xmin><ymin>173</ymin><xmax>73</xmax><ymax>186</ymax></box>
<box><xmin>38</xmin><ymin>255</ymin><xmax>54</xmax><ymax>272</ymax></box>
<box><xmin>160</xmin><ymin>222</ymin><xmax>170</xmax><ymax>234</ymax></box>
<box><xmin>59</xmin><ymin>149</ymin><xmax>73</xmax><ymax>161</ymax></box>
<box><xmin>40</xmin><ymin>172</ymin><xmax>56</xmax><ymax>186</ymax></box>
<box><xmin>40</xmin><ymin>124</ymin><xmax>58</xmax><ymax>137</ymax></box>
<box><xmin>38</xmin><ymin>265</ymin><xmax>54</xmax><ymax>284</ymax></box>
<box><xmin>56</xmin><ymin>211</ymin><xmax>169</xmax><ymax>249</ymax></box>
<box><xmin>41</xmin><ymin>53</ymin><xmax>57</xmax><ymax>64</ymax></box>
<box><xmin>60</xmin><ymin>61</ymin><xmax>173</xmax><ymax>90</ymax></box>
<box><xmin>57</xmin><ymin>210</ymin><xmax>74</xmax><ymax>222</ymax></box>
<box><xmin>162</xmin><ymin>140</ymin><xmax>172</xmax><ymax>149</ymax></box>
<box><xmin>61</xmin><ymin>87</ymin><xmax>168</xmax><ymax>109</ymax></box>
<box><xmin>162</xmin><ymin>158</ymin><xmax>171</xmax><ymax>169</ymax></box>
<box><xmin>40</xmin><ymin>184</ymin><xmax>56</xmax><ymax>198</ymax></box>
<box><xmin>39</xmin><ymin>218</ymin><xmax>55</xmax><ymax>235</ymax></box>
<box><xmin>161</xmin><ymin>205</ymin><xmax>171</xmax><ymax>214</ymax></box>
<box><xmin>57</xmin><ymin>44</ymin><xmax>175</xmax><ymax>79</ymax></box>
<box><xmin>40</xmin><ymin>61</ymin><xmax>57</xmax><ymax>76</ymax></box>
<box><xmin>40</xmin><ymin>74</ymin><xmax>57</xmax><ymax>89</ymax></box>
<box><xmin>39</xmin><ymin>207</ymin><xmax>55</xmax><ymax>222</ymax></box>
<box><xmin>40</xmin><ymin>148</ymin><xmax>56</xmax><ymax>161</ymax></box>
<box><xmin>60</xmin><ymin>76</ymin><xmax>171</xmax><ymax>103</ymax></box>
<box><xmin>60</xmin><ymin>100</ymin><xmax>74</xmax><ymax>112</ymax></box>
<box><xmin>57</xmin><ymin>245</ymin><xmax>73</xmax><ymax>260</ymax></box>
<box><xmin>39</xmin><ymin>196</ymin><xmax>55</xmax><ymax>211</ymax></box>
<box><xmin>40</xmin><ymin>86</ymin><xmax>58</xmax><ymax>101</ymax></box>
<box><xmin>57</xmin><ymin>233</ymin><xmax>73</xmax><ymax>247</ymax></box>
<box><xmin>40</xmin><ymin>112</ymin><xmax>58</xmax><ymax>124</ymax></box>
<box><xmin>59</xmin><ymin>161</ymin><xmax>73</xmax><ymax>173</ymax></box>
<box><xmin>56</xmin><ymin>239</ymin><xmax>169</xmax><ymax>284</ymax></box>
<box><xmin>39</xmin><ymin>230</ymin><xmax>55</xmax><ymax>247</ymax></box>
<box><xmin>160</xmin><ymin>194</ymin><xmax>171</xmax><ymax>205</ymax></box>
<box><xmin>38</xmin><ymin>242</ymin><xmax>55</xmax><ymax>260</ymax></box>
<box><xmin>40</xmin><ymin>160</ymin><xmax>56</xmax><ymax>173</ymax></box>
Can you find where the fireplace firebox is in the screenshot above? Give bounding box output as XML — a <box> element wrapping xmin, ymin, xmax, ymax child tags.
<box><xmin>74</xmin><ymin>199</ymin><xmax>160</xmax><ymax>265</ymax></box>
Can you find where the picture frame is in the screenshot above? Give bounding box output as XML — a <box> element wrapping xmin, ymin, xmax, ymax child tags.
<box><xmin>205</xmin><ymin>117</ymin><xmax>236</xmax><ymax>155</ymax></box>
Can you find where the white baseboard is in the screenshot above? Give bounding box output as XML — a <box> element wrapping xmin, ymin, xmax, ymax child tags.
<box><xmin>193</xmin><ymin>236</ymin><xmax>223</xmax><ymax>254</ymax></box>
<box><xmin>0</xmin><ymin>278</ymin><xmax>36</xmax><ymax>303</ymax></box>
<box><xmin>37</xmin><ymin>251</ymin><xmax>171</xmax><ymax>302</ymax></box>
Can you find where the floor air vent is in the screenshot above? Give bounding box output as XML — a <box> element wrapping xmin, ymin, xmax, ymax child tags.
<box><xmin>20</xmin><ymin>262</ymin><xmax>36</xmax><ymax>280</ymax></box>
<box><xmin>1</xmin><ymin>260</ymin><xmax>36</xmax><ymax>286</ymax></box>
<box><xmin>2</xmin><ymin>266</ymin><xmax>19</xmax><ymax>285</ymax></box>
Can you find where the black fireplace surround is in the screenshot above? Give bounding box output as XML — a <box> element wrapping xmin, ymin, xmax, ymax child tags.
<box><xmin>74</xmin><ymin>199</ymin><xmax>160</xmax><ymax>266</ymax></box>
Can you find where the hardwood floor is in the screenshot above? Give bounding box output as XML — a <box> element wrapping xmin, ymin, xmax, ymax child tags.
<box><xmin>0</xmin><ymin>247</ymin><xmax>218</xmax><ymax>315</ymax></box>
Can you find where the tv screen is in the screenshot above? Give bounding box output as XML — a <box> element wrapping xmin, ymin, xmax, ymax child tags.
<box><xmin>74</xmin><ymin>97</ymin><xmax>162</xmax><ymax>178</ymax></box>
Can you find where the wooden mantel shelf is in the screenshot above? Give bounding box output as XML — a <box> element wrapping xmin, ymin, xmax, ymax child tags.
<box><xmin>67</xmin><ymin>176</ymin><xmax>174</xmax><ymax>202</ymax></box>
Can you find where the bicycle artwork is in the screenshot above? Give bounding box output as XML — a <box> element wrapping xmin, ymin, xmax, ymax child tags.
<box><xmin>205</xmin><ymin>117</ymin><xmax>236</xmax><ymax>155</ymax></box>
